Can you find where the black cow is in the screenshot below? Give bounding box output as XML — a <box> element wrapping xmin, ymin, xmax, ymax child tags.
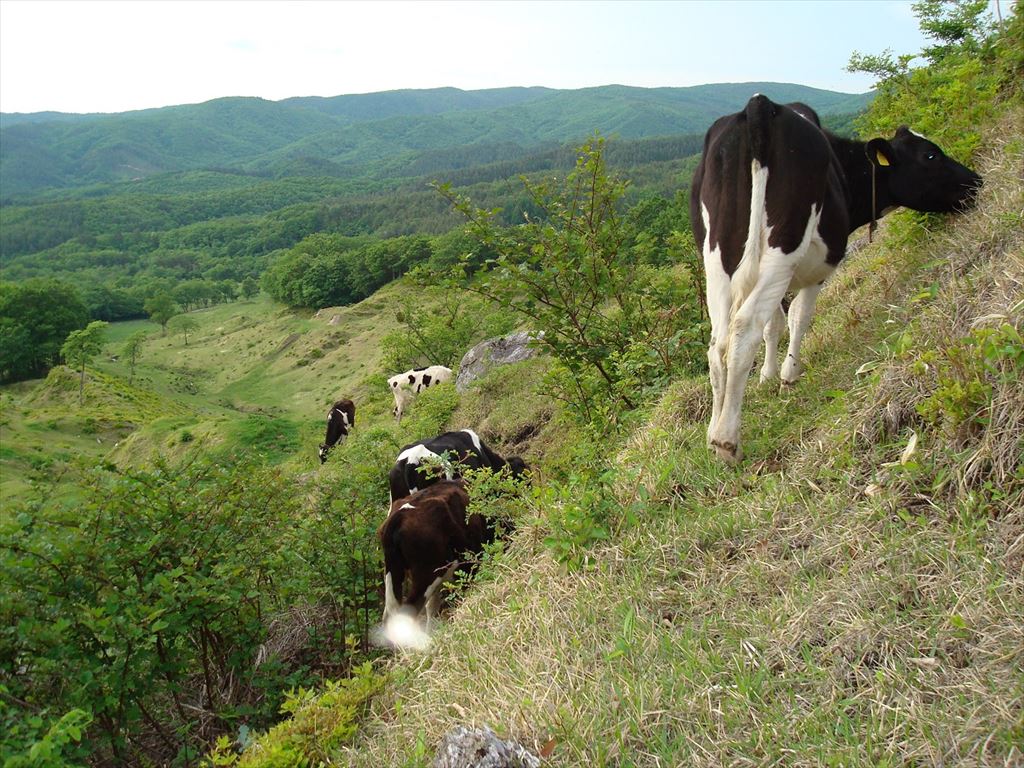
<box><xmin>690</xmin><ymin>94</ymin><xmax>981</xmax><ymax>463</ymax></box>
<box><xmin>318</xmin><ymin>398</ymin><xmax>356</xmax><ymax>464</ymax></box>
<box><xmin>387</xmin><ymin>428</ymin><xmax>528</xmax><ymax>503</ymax></box>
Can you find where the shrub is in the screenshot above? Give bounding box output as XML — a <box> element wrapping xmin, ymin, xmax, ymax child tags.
<box><xmin>437</xmin><ymin>136</ymin><xmax>707</xmax><ymax>423</ymax></box>
<box><xmin>0</xmin><ymin>453</ymin><xmax>389</xmax><ymax>766</ymax></box>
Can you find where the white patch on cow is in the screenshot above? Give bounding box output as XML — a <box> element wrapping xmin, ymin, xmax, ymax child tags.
<box><xmin>730</xmin><ymin>161</ymin><xmax>770</xmax><ymax>318</ymax></box>
<box><xmin>399</xmin><ymin>503</ymin><xmax>416</xmax><ymax>511</ymax></box>
<box><xmin>781</xmin><ymin>281</ymin><xmax>825</xmax><ymax>384</ymax></box>
<box><xmin>460</xmin><ymin>428</ymin><xmax>483</xmax><ymax>455</ymax></box>
<box><xmin>760</xmin><ymin>304</ymin><xmax>787</xmax><ymax>384</ymax></box>
<box><xmin>423</xmin><ymin>561</ymin><xmax>459</xmax><ymax>631</ymax></box>
<box><xmin>788</xmin><ymin>234</ymin><xmax>832</xmax><ymax>290</ymax></box>
<box><xmin>383</xmin><ymin>572</ymin><xmax>399</xmax><ymax>620</ymax></box>
<box><xmin>909</xmin><ymin>128</ymin><xmax>927</xmax><ymax>139</ymax></box>
<box><xmin>397</xmin><ymin>444</ymin><xmax>440</xmax><ymax>467</ymax></box>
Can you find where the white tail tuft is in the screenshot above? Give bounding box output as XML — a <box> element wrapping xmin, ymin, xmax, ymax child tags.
<box><xmin>373</xmin><ymin>613</ymin><xmax>432</xmax><ymax>651</ymax></box>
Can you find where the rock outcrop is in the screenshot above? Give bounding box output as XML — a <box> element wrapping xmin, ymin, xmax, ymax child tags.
<box><xmin>455</xmin><ymin>332</ymin><xmax>541</xmax><ymax>393</ymax></box>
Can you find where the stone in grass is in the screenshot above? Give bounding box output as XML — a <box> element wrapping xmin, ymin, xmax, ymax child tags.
<box><xmin>433</xmin><ymin>724</ymin><xmax>540</xmax><ymax>768</ymax></box>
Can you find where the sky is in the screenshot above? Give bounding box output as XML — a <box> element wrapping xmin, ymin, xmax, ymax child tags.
<box><xmin>0</xmin><ymin>0</ymin><xmax>944</xmax><ymax>115</ymax></box>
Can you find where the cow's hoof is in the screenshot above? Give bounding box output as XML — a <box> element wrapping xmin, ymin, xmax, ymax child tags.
<box><xmin>710</xmin><ymin>439</ymin><xmax>741</xmax><ymax>464</ymax></box>
<box><xmin>780</xmin><ymin>379</ymin><xmax>798</xmax><ymax>389</ymax></box>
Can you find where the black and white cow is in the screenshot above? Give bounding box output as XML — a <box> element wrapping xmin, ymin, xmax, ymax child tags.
<box><xmin>387</xmin><ymin>365</ymin><xmax>454</xmax><ymax>423</ymax></box>
<box><xmin>388</xmin><ymin>428</ymin><xmax>528</xmax><ymax>503</ymax></box>
<box><xmin>318</xmin><ymin>398</ymin><xmax>356</xmax><ymax>464</ymax></box>
<box><xmin>690</xmin><ymin>94</ymin><xmax>981</xmax><ymax>463</ymax></box>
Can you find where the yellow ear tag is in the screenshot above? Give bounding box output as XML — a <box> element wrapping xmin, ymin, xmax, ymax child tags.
<box><xmin>875</xmin><ymin>150</ymin><xmax>890</xmax><ymax>167</ymax></box>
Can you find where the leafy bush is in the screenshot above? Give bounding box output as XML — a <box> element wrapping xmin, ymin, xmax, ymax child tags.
<box><xmin>437</xmin><ymin>136</ymin><xmax>708</xmax><ymax>422</ymax></box>
<box><xmin>0</xmin><ymin>452</ymin><xmax>391</xmax><ymax>766</ymax></box>
<box><xmin>915</xmin><ymin>323</ymin><xmax>1024</xmax><ymax>434</ymax></box>
<box><xmin>203</xmin><ymin>664</ymin><xmax>384</xmax><ymax>767</ymax></box>
<box><xmin>1</xmin><ymin>704</ymin><xmax>92</xmax><ymax>768</ymax></box>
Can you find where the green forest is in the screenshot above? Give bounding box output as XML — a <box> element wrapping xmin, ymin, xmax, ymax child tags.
<box><xmin>1</xmin><ymin>3</ymin><xmax>1022</xmax><ymax>766</ymax></box>
<box><xmin>1</xmin><ymin>83</ymin><xmax>862</xmax><ymax>385</ymax></box>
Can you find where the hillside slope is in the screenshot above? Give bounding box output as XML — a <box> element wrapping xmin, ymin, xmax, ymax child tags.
<box><xmin>263</xmin><ymin>112</ymin><xmax>1022</xmax><ymax>766</ymax></box>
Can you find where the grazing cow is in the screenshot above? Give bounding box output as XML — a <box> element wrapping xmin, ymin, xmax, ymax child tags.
<box><xmin>318</xmin><ymin>398</ymin><xmax>355</xmax><ymax>464</ymax></box>
<box><xmin>378</xmin><ymin>480</ymin><xmax>493</xmax><ymax>633</ymax></box>
<box><xmin>690</xmin><ymin>94</ymin><xmax>981</xmax><ymax>463</ymax></box>
<box><xmin>387</xmin><ymin>365</ymin><xmax>453</xmax><ymax>423</ymax></box>
<box><xmin>388</xmin><ymin>428</ymin><xmax>528</xmax><ymax>503</ymax></box>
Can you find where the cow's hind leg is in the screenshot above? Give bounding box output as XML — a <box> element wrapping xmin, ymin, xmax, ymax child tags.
<box><xmin>780</xmin><ymin>283</ymin><xmax>823</xmax><ymax>386</ymax></box>
<box><xmin>382</xmin><ymin>568</ymin><xmax>404</xmax><ymax>623</ymax></box>
<box><xmin>711</xmin><ymin>265</ymin><xmax>795</xmax><ymax>462</ymax></box>
<box><xmin>703</xmin><ymin>243</ymin><xmax>732</xmax><ymax>445</ymax></box>
<box><xmin>423</xmin><ymin>562</ymin><xmax>459</xmax><ymax>632</ymax></box>
<box><xmin>759</xmin><ymin>303</ymin><xmax>787</xmax><ymax>384</ymax></box>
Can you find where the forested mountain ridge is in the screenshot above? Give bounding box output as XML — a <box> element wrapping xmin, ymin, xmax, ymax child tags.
<box><xmin>1</xmin><ymin>82</ymin><xmax>871</xmax><ymax>197</ymax></box>
<box><xmin>0</xmin><ymin>81</ymin><xmax>867</xmax><ymax>322</ymax></box>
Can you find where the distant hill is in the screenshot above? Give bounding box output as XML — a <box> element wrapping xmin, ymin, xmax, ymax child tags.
<box><xmin>1</xmin><ymin>83</ymin><xmax>871</xmax><ymax>197</ymax></box>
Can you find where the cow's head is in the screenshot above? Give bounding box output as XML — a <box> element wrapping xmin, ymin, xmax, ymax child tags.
<box><xmin>318</xmin><ymin>432</ymin><xmax>348</xmax><ymax>464</ymax></box>
<box><xmin>867</xmin><ymin>127</ymin><xmax>982</xmax><ymax>214</ymax></box>
<box><xmin>505</xmin><ymin>456</ymin><xmax>529</xmax><ymax>480</ymax></box>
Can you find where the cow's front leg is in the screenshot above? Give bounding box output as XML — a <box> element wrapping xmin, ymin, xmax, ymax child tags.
<box><xmin>780</xmin><ymin>283</ymin><xmax>823</xmax><ymax>386</ymax></box>
<box><xmin>759</xmin><ymin>303</ymin><xmax>787</xmax><ymax>383</ymax></box>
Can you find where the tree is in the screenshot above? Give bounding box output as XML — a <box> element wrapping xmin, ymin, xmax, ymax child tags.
<box><xmin>61</xmin><ymin>321</ymin><xmax>108</xmax><ymax>402</ymax></box>
<box><xmin>240</xmin><ymin>276</ymin><xmax>259</xmax><ymax>299</ymax></box>
<box><xmin>913</xmin><ymin>0</ymin><xmax>994</xmax><ymax>62</ymax></box>
<box><xmin>121</xmin><ymin>331</ymin><xmax>147</xmax><ymax>385</ymax></box>
<box><xmin>168</xmin><ymin>314</ymin><xmax>200</xmax><ymax>347</ymax></box>
<box><xmin>847</xmin><ymin>0</ymin><xmax>1005</xmax><ymax>161</ymax></box>
<box><xmin>0</xmin><ymin>279</ymin><xmax>90</xmax><ymax>383</ymax></box>
<box><xmin>437</xmin><ymin>136</ymin><xmax>707</xmax><ymax>422</ymax></box>
<box><xmin>144</xmin><ymin>293</ymin><xmax>177</xmax><ymax>336</ymax></box>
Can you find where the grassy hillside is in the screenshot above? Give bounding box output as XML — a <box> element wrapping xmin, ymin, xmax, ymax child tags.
<box><xmin>229</xmin><ymin>108</ymin><xmax>1022</xmax><ymax>766</ymax></box>
<box><xmin>0</xmin><ymin>280</ymin><xmax>554</xmax><ymax>504</ymax></box>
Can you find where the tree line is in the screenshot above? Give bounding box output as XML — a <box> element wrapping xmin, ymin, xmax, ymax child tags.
<box><xmin>0</xmin><ymin>275</ymin><xmax>258</xmax><ymax>384</ymax></box>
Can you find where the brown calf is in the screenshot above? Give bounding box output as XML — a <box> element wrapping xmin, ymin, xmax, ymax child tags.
<box><xmin>378</xmin><ymin>480</ymin><xmax>492</xmax><ymax>633</ymax></box>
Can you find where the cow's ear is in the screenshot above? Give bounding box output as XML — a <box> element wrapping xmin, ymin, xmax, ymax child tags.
<box><xmin>866</xmin><ymin>138</ymin><xmax>895</xmax><ymax>168</ymax></box>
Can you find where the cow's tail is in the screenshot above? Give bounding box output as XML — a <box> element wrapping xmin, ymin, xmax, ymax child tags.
<box><xmin>730</xmin><ymin>94</ymin><xmax>774</xmax><ymax>320</ymax></box>
<box><xmin>376</xmin><ymin>513</ymin><xmax>433</xmax><ymax>651</ymax></box>
<box><xmin>378</xmin><ymin>514</ymin><xmax>406</xmax><ymax>618</ymax></box>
